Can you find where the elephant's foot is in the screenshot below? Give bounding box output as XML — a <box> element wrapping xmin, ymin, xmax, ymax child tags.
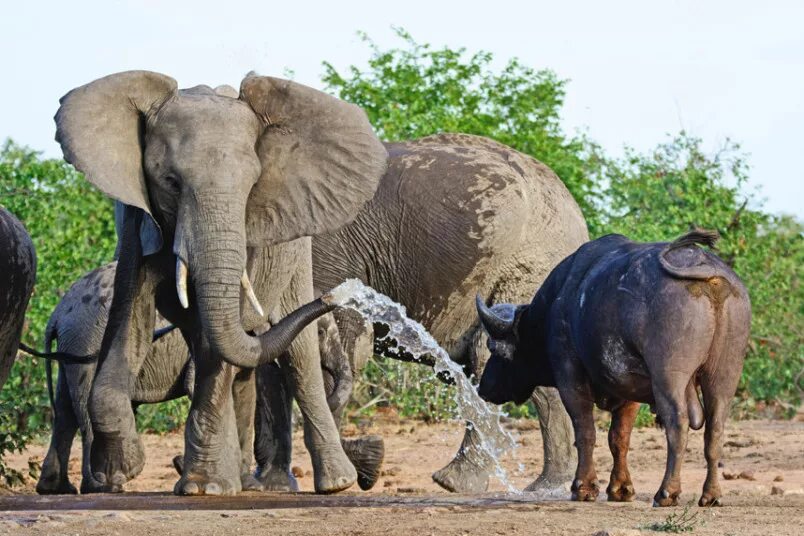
<box><xmin>174</xmin><ymin>472</ymin><xmax>240</xmax><ymax>496</ymax></box>
<box><xmin>341</xmin><ymin>435</ymin><xmax>385</xmax><ymax>491</ymax></box>
<box><xmin>432</xmin><ymin>455</ymin><xmax>490</xmax><ymax>493</ymax></box>
<box><xmin>523</xmin><ymin>467</ymin><xmax>574</xmax><ymax>492</ymax></box>
<box><xmin>571</xmin><ymin>478</ymin><xmax>600</xmax><ymax>502</ymax></box>
<box><xmin>241</xmin><ymin>472</ymin><xmax>264</xmax><ymax>492</ymax></box>
<box><xmin>606</xmin><ymin>478</ymin><xmax>636</xmax><ymax>502</ymax></box>
<box><xmin>35</xmin><ymin>472</ymin><xmax>77</xmax><ymax>495</ymax></box>
<box><xmin>254</xmin><ymin>465</ymin><xmax>299</xmax><ymax>492</ymax></box>
<box><xmin>432</xmin><ymin>425</ymin><xmax>491</xmax><ymax>493</ymax></box>
<box><xmin>310</xmin><ymin>446</ymin><xmax>357</xmax><ymax>494</ymax></box>
<box><xmin>86</xmin><ymin>430</ymin><xmax>145</xmax><ymax>493</ymax></box>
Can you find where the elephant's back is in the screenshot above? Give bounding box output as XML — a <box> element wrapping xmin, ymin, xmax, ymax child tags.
<box><xmin>313</xmin><ymin>134</ymin><xmax>588</xmax><ymax>349</ymax></box>
<box><xmin>0</xmin><ymin>206</ymin><xmax>37</xmax><ymax>387</ymax></box>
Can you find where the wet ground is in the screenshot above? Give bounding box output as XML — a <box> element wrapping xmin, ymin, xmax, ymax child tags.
<box><xmin>2</xmin><ymin>416</ymin><xmax>803</xmax><ymax>535</ymax></box>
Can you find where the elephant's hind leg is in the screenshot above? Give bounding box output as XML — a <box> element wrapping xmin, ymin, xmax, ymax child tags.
<box><xmin>37</xmin><ymin>367</ymin><xmax>78</xmax><ymax>495</ymax></box>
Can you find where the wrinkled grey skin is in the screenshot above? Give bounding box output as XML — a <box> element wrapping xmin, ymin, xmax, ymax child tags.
<box><xmin>256</xmin><ymin>133</ymin><xmax>587</xmax><ymax>493</ymax></box>
<box><xmin>0</xmin><ymin>206</ymin><xmax>36</xmax><ymax>391</ymax></box>
<box><xmin>54</xmin><ymin>71</ymin><xmax>387</xmax><ymax>495</ymax></box>
<box><xmin>36</xmin><ymin>262</ymin><xmax>382</xmax><ymax>494</ymax></box>
<box><xmin>477</xmin><ymin>231</ymin><xmax>751</xmax><ymax>507</ymax></box>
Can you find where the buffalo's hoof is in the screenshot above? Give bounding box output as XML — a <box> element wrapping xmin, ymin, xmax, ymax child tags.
<box><xmin>174</xmin><ymin>474</ymin><xmax>239</xmax><ymax>496</ymax></box>
<box><xmin>653</xmin><ymin>488</ymin><xmax>680</xmax><ymax>507</ymax></box>
<box><xmin>571</xmin><ymin>479</ymin><xmax>599</xmax><ymax>502</ymax></box>
<box><xmin>255</xmin><ymin>466</ymin><xmax>299</xmax><ymax>492</ymax></box>
<box><xmin>606</xmin><ymin>481</ymin><xmax>636</xmax><ymax>502</ymax></box>
<box><xmin>341</xmin><ymin>435</ymin><xmax>385</xmax><ymax>491</ymax></box>
<box><xmin>699</xmin><ymin>491</ymin><xmax>722</xmax><ymax>507</ymax></box>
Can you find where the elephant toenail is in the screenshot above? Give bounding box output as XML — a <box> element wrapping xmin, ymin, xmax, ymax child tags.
<box><xmin>205</xmin><ymin>482</ymin><xmax>223</xmax><ymax>495</ymax></box>
<box><xmin>183</xmin><ymin>482</ymin><xmax>199</xmax><ymax>495</ymax></box>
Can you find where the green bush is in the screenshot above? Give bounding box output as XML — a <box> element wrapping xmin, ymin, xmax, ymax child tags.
<box><xmin>327</xmin><ymin>31</ymin><xmax>802</xmax><ymax>420</ymax></box>
<box><xmin>0</xmin><ymin>140</ymin><xmax>117</xmax><ymax>468</ymax></box>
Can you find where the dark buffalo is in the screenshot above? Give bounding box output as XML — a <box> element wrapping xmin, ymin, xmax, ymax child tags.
<box><xmin>476</xmin><ymin>230</ymin><xmax>751</xmax><ymax>507</ymax></box>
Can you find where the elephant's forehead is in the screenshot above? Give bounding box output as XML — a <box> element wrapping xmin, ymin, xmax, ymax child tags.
<box><xmin>152</xmin><ymin>94</ymin><xmax>260</xmax><ymax>140</ymax></box>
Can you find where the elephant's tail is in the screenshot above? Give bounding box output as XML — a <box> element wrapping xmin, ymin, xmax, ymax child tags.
<box><xmin>44</xmin><ymin>321</ymin><xmax>57</xmax><ymax>417</ymax></box>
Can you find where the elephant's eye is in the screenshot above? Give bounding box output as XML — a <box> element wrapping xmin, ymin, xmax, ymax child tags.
<box><xmin>162</xmin><ymin>174</ymin><xmax>181</xmax><ymax>194</ymax></box>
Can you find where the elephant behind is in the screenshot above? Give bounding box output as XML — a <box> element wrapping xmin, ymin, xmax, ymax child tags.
<box><xmin>257</xmin><ymin>133</ymin><xmax>589</xmax><ymax>493</ymax></box>
<box><xmin>0</xmin><ymin>206</ymin><xmax>36</xmax><ymax>391</ymax></box>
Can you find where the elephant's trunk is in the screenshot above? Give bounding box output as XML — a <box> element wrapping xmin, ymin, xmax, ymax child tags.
<box><xmin>187</xmin><ymin>194</ymin><xmax>335</xmax><ymax>369</ymax></box>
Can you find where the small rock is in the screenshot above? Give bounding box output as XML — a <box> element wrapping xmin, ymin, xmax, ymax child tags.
<box><xmin>381</xmin><ymin>466</ymin><xmax>401</xmax><ymax>477</ymax></box>
<box><xmin>739</xmin><ymin>470</ymin><xmax>756</xmax><ymax>481</ymax></box>
<box><xmin>397</xmin><ymin>486</ymin><xmax>425</xmax><ymax>494</ymax></box>
<box><xmin>592</xmin><ymin>529</ymin><xmax>642</xmax><ymax>536</ymax></box>
<box><xmin>773</xmin><ymin>475</ymin><xmax>784</xmax><ymax>482</ymax></box>
<box><xmin>291</xmin><ymin>466</ymin><xmax>304</xmax><ymax>478</ymax></box>
<box><xmin>723</xmin><ymin>471</ymin><xmax>739</xmax><ymax>480</ymax></box>
<box><xmin>771</xmin><ymin>486</ymin><xmax>784</xmax><ymax>496</ymax></box>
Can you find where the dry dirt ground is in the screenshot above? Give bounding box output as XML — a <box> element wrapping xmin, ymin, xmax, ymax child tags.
<box><xmin>2</xmin><ymin>413</ymin><xmax>803</xmax><ymax>535</ymax></box>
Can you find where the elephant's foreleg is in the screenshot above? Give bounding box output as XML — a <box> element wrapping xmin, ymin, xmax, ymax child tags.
<box><xmin>253</xmin><ymin>360</ymin><xmax>297</xmax><ymax>491</ymax></box>
<box><xmin>232</xmin><ymin>366</ymin><xmax>261</xmax><ymax>490</ymax></box>
<box><xmin>175</xmin><ymin>345</ymin><xmax>242</xmax><ymax>496</ymax></box>
<box><xmin>524</xmin><ymin>386</ymin><xmax>576</xmax><ymax>491</ymax></box>
<box><xmin>37</xmin><ymin>366</ymin><xmax>78</xmax><ymax>495</ymax></box>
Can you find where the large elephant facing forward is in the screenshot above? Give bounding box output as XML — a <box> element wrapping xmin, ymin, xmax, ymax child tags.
<box><xmin>55</xmin><ymin>71</ymin><xmax>387</xmax><ymax>495</ymax></box>
<box><xmin>0</xmin><ymin>206</ymin><xmax>36</xmax><ymax>392</ymax></box>
<box><xmin>257</xmin><ymin>133</ymin><xmax>588</xmax><ymax>493</ymax></box>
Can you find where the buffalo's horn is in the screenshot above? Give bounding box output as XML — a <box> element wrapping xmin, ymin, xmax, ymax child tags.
<box><xmin>475</xmin><ymin>294</ymin><xmax>514</xmax><ymax>339</ymax></box>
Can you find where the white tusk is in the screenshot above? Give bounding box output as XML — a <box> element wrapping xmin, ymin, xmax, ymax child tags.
<box><xmin>241</xmin><ymin>270</ymin><xmax>264</xmax><ymax>317</ymax></box>
<box><xmin>176</xmin><ymin>257</ymin><xmax>189</xmax><ymax>309</ymax></box>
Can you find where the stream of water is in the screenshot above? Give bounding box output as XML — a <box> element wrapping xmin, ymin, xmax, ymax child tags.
<box><xmin>328</xmin><ymin>279</ymin><xmax>521</xmax><ymax>493</ymax></box>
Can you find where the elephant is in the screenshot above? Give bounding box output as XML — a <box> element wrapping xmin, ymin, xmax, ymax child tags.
<box><xmin>0</xmin><ymin>206</ymin><xmax>36</xmax><ymax>392</ymax></box>
<box><xmin>255</xmin><ymin>133</ymin><xmax>588</xmax><ymax>493</ymax></box>
<box><xmin>36</xmin><ymin>261</ymin><xmax>384</xmax><ymax>494</ymax></box>
<box><xmin>476</xmin><ymin>230</ymin><xmax>751</xmax><ymax>507</ymax></box>
<box><xmin>54</xmin><ymin>71</ymin><xmax>387</xmax><ymax>495</ymax></box>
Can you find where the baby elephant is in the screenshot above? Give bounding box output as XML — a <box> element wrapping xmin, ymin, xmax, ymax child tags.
<box><xmin>477</xmin><ymin>230</ymin><xmax>750</xmax><ymax>507</ymax></box>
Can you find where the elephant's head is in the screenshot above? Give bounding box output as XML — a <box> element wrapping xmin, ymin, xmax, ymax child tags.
<box><xmin>55</xmin><ymin>71</ymin><xmax>387</xmax><ymax>368</ymax></box>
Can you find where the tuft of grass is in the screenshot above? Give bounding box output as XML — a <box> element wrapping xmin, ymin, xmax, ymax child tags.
<box><xmin>643</xmin><ymin>500</ymin><xmax>703</xmax><ymax>533</ymax></box>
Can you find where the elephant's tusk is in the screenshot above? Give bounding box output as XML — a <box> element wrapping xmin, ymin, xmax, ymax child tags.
<box><xmin>241</xmin><ymin>270</ymin><xmax>265</xmax><ymax>317</ymax></box>
<box><xmin>176</xmin><ymin>257</ymin><xmax>189</xmax><ymax>309</ymax></box>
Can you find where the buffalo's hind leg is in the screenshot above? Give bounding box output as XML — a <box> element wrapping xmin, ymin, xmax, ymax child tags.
<box><xmin>652</xmin><ymin>373</ymin><xmax>691</xmax><ymax>507</ymax></box>
<box><xmin>606</xmin><ymin>400</ymin><xmax>639</xmax><ymax>502</ymax></box>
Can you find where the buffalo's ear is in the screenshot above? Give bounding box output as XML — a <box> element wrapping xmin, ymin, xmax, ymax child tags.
<box><xmin>55</xmin><ymin>71</ymin><xmax>178</xmax><ymax>255</ymax></box>
<box><xmin>239</xmin><ymin>75</ymin><xmax>387</xmax><ymax>246</ymax></box>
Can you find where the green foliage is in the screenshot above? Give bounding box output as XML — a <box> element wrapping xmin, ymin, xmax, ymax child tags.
<box><xmin>643</xmin><ymin>499</ymin><xmax>703</xmax><ymax>532</ymax></box>
<box><xmin>600</xmin><ymin>134</ymin><xmax>803</xmax><ymax>412</ymax></box>
<box><xmin>135</xmin><ymin>398</ymin><xmax>191</xmax><ymax>434</ymax></box>
<box><xmin>353</xmin><ymin>356</ymin><xmax>457</xmax><ymax>422</ymax></box>
<box><xmin>0</xmin><ymin>140</ymin><xmax>117</xmax><ymax>465</ymax></box>
<box><xmin>328</xmin><ymin>31</ymin><xmax>802</xmax><ymax>419</ymax></box>
<box><xmin>634</xmin><ymin>404</ymin><xmax>657</xmax><ymax>428</ymax></box>
<box><xmin>323</xmin><ymin>28</ymin><xmax>604</xmax><ymax>224</ymax></box>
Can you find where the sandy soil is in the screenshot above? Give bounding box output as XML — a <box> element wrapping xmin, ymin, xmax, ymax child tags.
<box><xmin>2</xmin><ymin>413</ymin><xmax>803</xmax><ymax>535</ymax></box>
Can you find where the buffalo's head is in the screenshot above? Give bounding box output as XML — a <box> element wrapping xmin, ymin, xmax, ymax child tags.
<box><xmin>476</xmin><ymin>295</ymin><xmax>538</xmax><ymax>405</ymax></box>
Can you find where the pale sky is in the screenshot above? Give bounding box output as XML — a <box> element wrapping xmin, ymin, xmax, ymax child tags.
<box><xmin>2</xmin><ymin>0</ymin><xmax>801</xmax><ymax>217</ymax></box>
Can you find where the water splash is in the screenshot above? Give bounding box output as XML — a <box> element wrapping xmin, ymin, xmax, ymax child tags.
<box><xmin>328</xmin><ymin>279</ymin><xmax>520</xmax><ymax>492</ymax></box>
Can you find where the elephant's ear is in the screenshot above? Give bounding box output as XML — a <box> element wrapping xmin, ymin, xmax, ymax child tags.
<box><xmin>239</xmin><ymin>75</ymin><xmax>387</xmax><ymax>246</ymax></box>
<box><xmin>55</xmin><ymin>71</ymin><xmax>178</xmax><ymax>255</ymax></box>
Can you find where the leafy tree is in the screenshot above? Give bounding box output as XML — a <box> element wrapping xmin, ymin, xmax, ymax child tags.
<box><xmin>323</xmin><ymin>28</ymin><xmax>604</xmax><ymax>227</ymax></box>
<box><xmin>0</xmin><ymin>140</ymin><xmax>117</xmax><ymax>475</ymax></box>
<box><xmin>325</xmin><ymin>31</ymin><xmax>802</xmax><ymax>419</ymax></box>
